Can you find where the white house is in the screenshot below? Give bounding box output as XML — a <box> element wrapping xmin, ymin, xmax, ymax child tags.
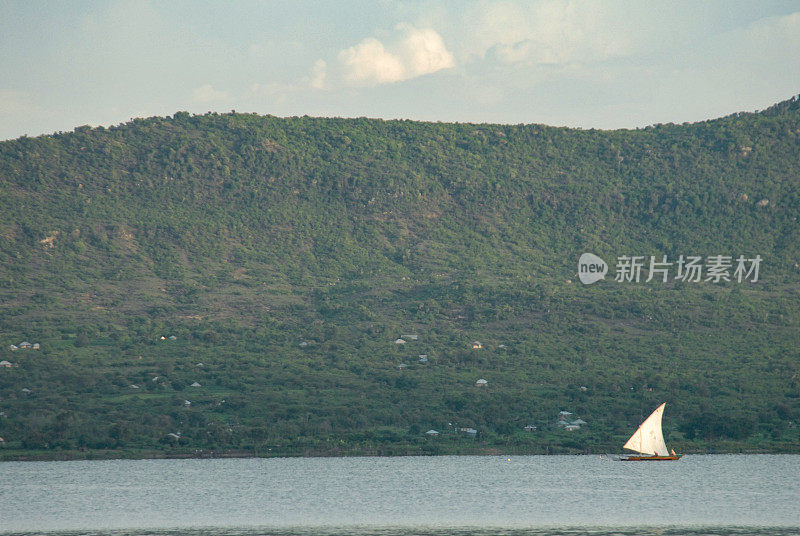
<box><xmin>475</xmin><ymin>378</ymin><xmax>488</xmax><ymax>387</ymax></box>
<box><xmin>394</xmin><ymin>338</ymin><xmax>406</xmax><ymax>344</ymax></box>
<box><xmin>425</xmin><ymin>429</ymin><xmax>439</xmax><ymax>436</ymax></box>
<box><xmin>191</xmin><ymin>382</ymin><xmax>201</xmax><ymax>387</ymax></box>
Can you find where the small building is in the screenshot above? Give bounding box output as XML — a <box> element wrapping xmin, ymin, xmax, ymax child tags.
<box><xmin>168</xmin><ymin>335</ymin><xmax>177</xmax><ymax>341</ymax></box>
<box><xmin>19</xmin><ymin>342</ymin><xmax>32</xmax><ymax>349</ymax></box>
<box><xmin>524</xmin><ymin>424</ymin><xmax>537</xmax><ymax>432</ymax></box>
<box><xmin>299</xmin><ymin>341</ymin><xmax>309</xmax><ymax>347</ymax></box>
<box><xmin>559</xmin><ymin>410</ymin><xmax>573</xmax><ymax>417</ymax></box>
<box><xmin>0</xmin><ymin>360</ymin><xmax>12</xmax><ymax>368</ymax></box>
<box><xmin>475</xmin><ymin>378</ymin><xmax>488</xmax><ymax>387</ymax></box>
<box><xmin>394</xmin><ymin>338</ymin><xmax>406</xmax><ymax>344</ymax></box>
<box><xmin>564</xmin><ymin>424</ymin><xmax>581</xmax><ymax>431</ymax></box>
<box><xmin>167</xmin><ymin>433</ymin><xmax>181</xmax><ymax>440</ymax></box>
<box><xmin>402</xmin><ymin>334</ymin><xmax>419</xmax><ymax>341</ymax></box>
<box><xmin>425</xmin><ymin>429</ymin><xmax>439</xmax><ymax>436</ymax></box>
<box><xmin>32</xmin><ymin>343</ymin><xmax>40</xmax><ymax>350</ymax></box>
<box><xmin>418</xmin><ymin>355</ymin><xmax>429</xmax><ymax>364</ymax></box>
<box><xmin>183</xmin><ymin>400</ymin><xmax>191</xmax><ymax>407</ymax></box>
<box><xmin>130</xmin><ymin>384</ymin><xmax>139</xmax><ymax>389</ymax></box>
<box><xmin>21</xmin><ymin>388</ymin><xmax>31</xmax><ymax>393</ymax></box>
<box><xmin>579</xmin><ymin>386</ymin><xmax>588</xmax><ymax>391</ymax></box>
<box><xmin>8</xmin><ymin>345</ymin><xmax>17</xmax><ymax>351</ymax></box>
<box><xmin>498</xmin><ymin>344</ymin><xmax>507</xmax><ymax>349</ymax></box>
<box><xmin>471</xmin><ymin>341</ymin><xmax>482</xmax><ymax>349</ymax></box>
<box><xmin>458</xmin><ymin>427</ymin><xmax>478</xmax><ymax>437</ymax></box>
<box><xmin>191</xmin><ymin>382</ymin><xmax>201</xmax><ymax>387</ymax></box>
<box><xmin>571</xmin><ymin>419</ymin><xmax>587</xmax><ymax>425</ymax></box>
<box><xmin>397</xmin><ymin>363</ymin><xmax>408</xmax><ymax>369</ymax></box>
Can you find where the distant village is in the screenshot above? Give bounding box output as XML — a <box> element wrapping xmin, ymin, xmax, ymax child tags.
<box><xmin>1</xmin><ymin>331</ymin><xmax>589</xmax><ymax>446</ymax></box>
<box><xmin>387</xmin><ymin>334</ymin><xmax>588</xmax><ymax>439</ymax></box>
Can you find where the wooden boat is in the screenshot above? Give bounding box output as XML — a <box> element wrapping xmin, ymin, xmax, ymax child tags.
<box><xmin>621</xmin><ymin>402</ymin><xmax>682</xmax><ymax>461</ymax></box>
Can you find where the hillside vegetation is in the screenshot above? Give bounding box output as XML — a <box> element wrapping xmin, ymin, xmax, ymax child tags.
<box><xmin>0</xmin><ymin>97</ymin><xmax>799</xmax><ymax>459</ymax></box>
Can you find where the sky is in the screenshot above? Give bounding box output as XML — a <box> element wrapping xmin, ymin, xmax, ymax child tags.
<box><xmin>1</xmin><ymin>0</ymin><xmax>799</xmax><ymax>140</ymax></box>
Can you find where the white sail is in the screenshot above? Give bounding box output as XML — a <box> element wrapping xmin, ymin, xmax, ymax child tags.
<box><xmin>623</xmin><ymin>403</ymin><xmax>669</xmax><ymax>456</ymax></box>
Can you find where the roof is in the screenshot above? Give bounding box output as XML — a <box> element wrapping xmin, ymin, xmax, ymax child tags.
<box><xmin>425</xmin><ymin>429</ymin><xmax>439</xmax><ymax>435</ymax></box>
<box><xmin>0</xmin><ymin>360</ymin><xmax>12</xmax><ymax>366</ymax></box>
<box><xmin>475</xmin><ymin>378</ymin><xmax>488</xmax><ymax>384</ymax></box>
<box><xmin>394</xmin><ymin>338</ymin><xmax>406</xmax><ymax>344</ymax></box>
<box><xmin>191</xmin><ymin>382</ymin><xmax>201</xmax><ymax>387</ymax></box>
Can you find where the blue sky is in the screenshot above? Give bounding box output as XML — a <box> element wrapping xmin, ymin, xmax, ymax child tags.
<box><xmin>1</xmin><ymin>1</ymin><xmax>799</xmax><ymax>140</ymax></box>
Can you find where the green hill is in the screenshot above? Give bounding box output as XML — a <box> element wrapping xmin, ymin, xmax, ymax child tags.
<box><xmin>0</xmin><ymin>97</ymin><xmax>799</xmax><ymax>459</ymax></box>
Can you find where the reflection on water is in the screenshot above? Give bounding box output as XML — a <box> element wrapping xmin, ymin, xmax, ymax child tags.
<box><xmin>1</xmin><ymin>455</ymin><xmax>798</xmax><ymax>533</ymax></box>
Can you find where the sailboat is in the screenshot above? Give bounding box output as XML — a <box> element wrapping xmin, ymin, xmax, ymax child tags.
<box><xmin>621</xmin><ymin>402</ymin><xmax>682</xmax><ymax>461</ymax></box>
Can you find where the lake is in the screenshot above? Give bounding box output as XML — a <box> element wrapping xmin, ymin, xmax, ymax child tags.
<box><xmin>1</xmin><ymin>455</ymin><xmax>798</xmax><ymax>535</ymax></box>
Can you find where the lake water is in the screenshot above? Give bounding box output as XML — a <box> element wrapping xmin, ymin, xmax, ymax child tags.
<box><xmin>1</xmin><ymin>455</ymin><xmax>798</xmax><ymax>535</ymax></box>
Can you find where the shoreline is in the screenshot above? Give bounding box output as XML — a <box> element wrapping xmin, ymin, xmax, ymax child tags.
<box><xmin>2</xmin><ymin>445</ymin><xmax>796</xmax><ymax>462</ymax></box>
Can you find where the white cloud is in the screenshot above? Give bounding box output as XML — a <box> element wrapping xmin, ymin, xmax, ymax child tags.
<box><xmin>393</xmin><ymin>24</ymin><xmax>456</xmax><ymax>78</ymax></box>
<box><xmin>339</xmin><ymin>38</ymin><xmax>407</xmax><ymax>85</ymax></box>
<box><xmin>453</xmin><ymin>1</ymin><xmax>633</xmax><ymax>66</ymax></box>
<box><xmin>191</xmin><ymin>84</ymin><xmax>228</xmax><ymax>103</ymax></box>
<box><xmin>314</xmin><ymin>24</ymin><xmax>455</xmax><ymax>88</ymax></box>
<box><xmin>309</xmin><ymin>59</ymin><xmax>328</xmax><ymax>89</ymax></box>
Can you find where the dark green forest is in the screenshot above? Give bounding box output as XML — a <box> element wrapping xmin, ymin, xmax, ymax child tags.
<box><xmin>0</xmin><ymin>96</ymin><xmax>799</xmax><ymax>459</ymax></box>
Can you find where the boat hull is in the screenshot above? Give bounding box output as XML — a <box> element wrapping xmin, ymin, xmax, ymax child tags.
<box><xmin>621</xmin><ymin>455</ymin><xmax>682</xmax><ymax>461</ymax></box>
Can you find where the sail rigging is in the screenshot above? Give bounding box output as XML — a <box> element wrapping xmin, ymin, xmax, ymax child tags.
<box><xmin>623</xmin><ymin>402</ymin><xmax>669</xmax><ymax>456</ymax></box>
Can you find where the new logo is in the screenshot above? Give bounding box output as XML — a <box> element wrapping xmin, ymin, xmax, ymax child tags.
<box><xmin>578</xmin><ymin>253</ymin><xmax>608</xmax><ymax>285</ymax></box>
